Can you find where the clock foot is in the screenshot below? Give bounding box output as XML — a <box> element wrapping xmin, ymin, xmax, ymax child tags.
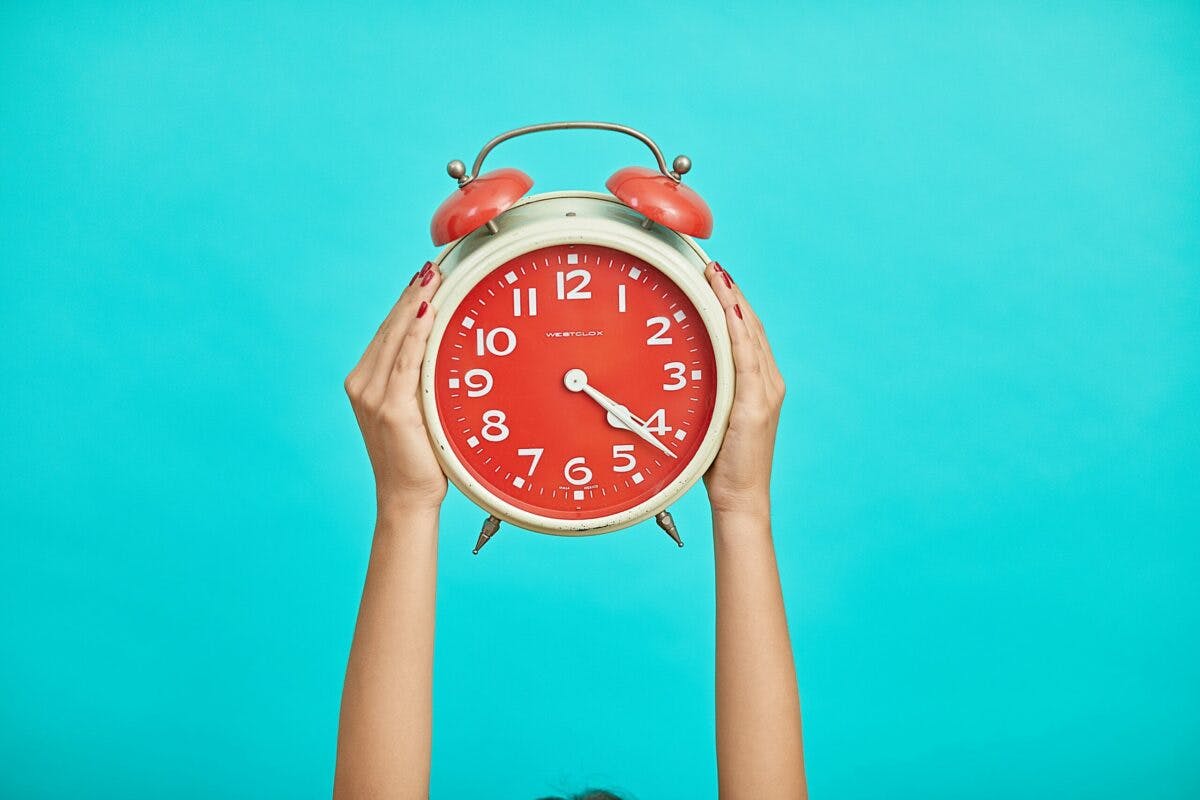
<box><xmin>473</xmin><ymin>514</ymin><xmax>502</xmax><ymax>555</ymax></box>
<box><xmin>655</xmin><ymin>510</ymin><xmax>683</xmax><ymax>547</ymax></box>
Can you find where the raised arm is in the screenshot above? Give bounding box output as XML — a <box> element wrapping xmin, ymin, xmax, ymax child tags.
<box><xmin>335</xmin><ymin>262</ymin><xmax>445</xmax><ymax>800</ymax></box>
<box><xmin>703</xmin><ymin>262</ymin><xmax>806</xmax><ymax>799</ymax></box>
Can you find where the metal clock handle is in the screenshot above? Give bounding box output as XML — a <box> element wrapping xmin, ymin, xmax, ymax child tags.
<box><xmin>445</xmin><ymin>121</ymin><xmax>693</xmax><ymax>186</ymax></box>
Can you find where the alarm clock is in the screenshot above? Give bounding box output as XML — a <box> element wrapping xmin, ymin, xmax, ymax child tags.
<box><xmin>420</xmin><ymin>122</ymin><xmax>734</xmax><ymax>553</ymax></box>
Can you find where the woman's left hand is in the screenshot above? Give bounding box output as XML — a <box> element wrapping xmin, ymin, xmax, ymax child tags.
<box><xmin>702</xmin><ymin>261</ymin><xmax>787</xmax><ymax>517</ymax></box>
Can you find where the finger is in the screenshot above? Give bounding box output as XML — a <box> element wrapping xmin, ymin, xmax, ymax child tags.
<box><xmin>732</xmin><ymin>290</ymin><xmax>784</xmax><ymax>397</ymax></box>
<box><xmin>706</xmin><ymin>261</ymin><xmax>770</xmax><ymax>380</ymax></box>
<box><xmin>707</xmin><ymin>263</ymin><xmax>760</xmax><ymax>377</ymax></box>
<box><xmin>384</xmin><ymin>295</ymin><xmax>437</xmax><ymax>413</ymax></box>
<box><xmin>705</xmin><ymin>259</ymin><xmax>738</xmax><ymax>312</ymax></box>
<box><xmin>363</xmin><ymin>262</ymin><xmax>441</xmax><ymax>400</ymax></box>
<box><xmin>707</xmin><ymin>261</ymin><xmax>784</xmax><ymax>396</ymax></box>
<box><xmin>381</xmin><ymin>261</ymin><xmax>443</xmax><ymax>389</ymax></box>
<box><xmin>709</xmin><ymin>262</ymin><xmax>771</xmax><ymax>359</ymax></box>
<box><xmin>352</xmin><ymin>261</ymin><xmax>434</xmax><ymax>379</ymax></box>
<box><xmin>723</xmin><ymin>299</ymin><xmax>768</xmax><ymax>409</ymax></box>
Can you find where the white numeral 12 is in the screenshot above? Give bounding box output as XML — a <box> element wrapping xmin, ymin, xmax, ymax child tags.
<box><xmin>557</xmin><ymin>269</ymin><xmax>592</xmax><ymax>300</ymax></box>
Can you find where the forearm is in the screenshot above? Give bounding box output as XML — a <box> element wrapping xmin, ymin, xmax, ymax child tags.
<box><xmin>334</xmin><ymin>506</ymin><xmax>439</xmax><ymax>800</ymax></box>
<box><xmin>713</xmin><ymin>508</ymin><xmax>806</xmax><ymax>800</ymax></box>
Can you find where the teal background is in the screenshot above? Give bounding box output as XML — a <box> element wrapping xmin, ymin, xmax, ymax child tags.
<box><xmin>2</xmin><ymin>2</ymin><xmax>1198</xmax><ymax>798</ymax></box>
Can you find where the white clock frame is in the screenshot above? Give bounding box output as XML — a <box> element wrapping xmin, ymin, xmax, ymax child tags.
<box><xmin>420</xmin><ymin>190</ymin><xmax>734</xmax><ymax>535</ymax></box>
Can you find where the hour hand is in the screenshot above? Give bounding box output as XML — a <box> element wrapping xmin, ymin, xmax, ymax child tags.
<box><xmin>606</xmin><ymin>406</ymin><xmax>643</xmax><ymax>432</ymax></box>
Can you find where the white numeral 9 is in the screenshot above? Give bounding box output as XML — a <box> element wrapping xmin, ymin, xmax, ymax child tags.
<box><xmin>564</xmin><ymin>456</ymin><xmax>593</xmax><ymax>486</ymax></box>
<box><xmin>481</xmin><ymin>409</ymin><xmax>509</xmax><ymax>442</ymax></box>
<box><xmin>662</xmin><ymin>362</ymin><xmax>686</xmax><ymax>390</ymax></box>
<box><xmin>612</xmin><ymin>444</ymin><xmax>636</xmax><ymax>473</ymax></box>
<box><xmin>646</xmin><ymin>316</ymin><xmax>673</xmax><ymax>345</ymax></box>
<box><xmin>464</xmin><ymin>368</ymin><xmax>493</xmax><ymax>397</ymax></box>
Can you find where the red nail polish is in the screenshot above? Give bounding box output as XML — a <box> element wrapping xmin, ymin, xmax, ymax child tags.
<box><xmin>722</xmin><ymin>273</ymin><xmax>733</xmax><ymax>289</ymax></box>
<box><xmin>712</xmin><ymin>261</ymin><xmax>723</xmax><ymax>273</ymax></box>
<box><xmin>724</xmin><ymin>269</ymin><xmax>734</xmax><ymax>283</ymax></box>
<box><xmin>417</xmin><ymin>300</ymin><xmax>428</xmax><ymax>318</ymax></box>
<box><xmin>409</xmin><ymin>270</ymin><xmax>420</xmax><ymax>286</ymax></box>
<box><xmin>734</xmin><ymin>303</ymin><xmax>743</xmax><ymax>319</ymax></box>
<box><xmin>420</xmin><ymin>261</ymin><xmax>434</xmax><ymax>276</ymax></box>
<box><xmin>420</xmin><ymin>270</ymin><xmax>434</xmax><ymax>286</ymax></box>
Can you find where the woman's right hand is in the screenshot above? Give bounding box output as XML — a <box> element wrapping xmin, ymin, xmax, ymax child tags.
<box><xmin>701</xmin><ymin>261</ymin><xmax>787</xmax><ymax>517</ymax></box>
<box><xmin>344</xmin><ymin>261</ymin><xmax>447</xmax><ymax>518</ymax></box>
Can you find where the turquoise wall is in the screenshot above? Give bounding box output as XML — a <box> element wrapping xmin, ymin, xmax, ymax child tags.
<box><xmin>2</xmin><ymin>2</ymin><xmax>1197</xmax><ymax>798</ymax></box>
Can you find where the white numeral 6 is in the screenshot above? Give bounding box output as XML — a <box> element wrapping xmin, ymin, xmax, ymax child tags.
<box><xmin>564</xmin><ymin>456</ymin><xmax>593</xmax><ymax>486</ymax></box>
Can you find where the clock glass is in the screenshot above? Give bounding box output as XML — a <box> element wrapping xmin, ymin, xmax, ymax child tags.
<box><xmin>433</xmin><ymin>243</ymin><xmax>718</xmax><ymax>521</ymax></box>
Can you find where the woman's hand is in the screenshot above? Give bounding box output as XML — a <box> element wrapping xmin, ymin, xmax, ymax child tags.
<box><xmin>703</xmin><ymin>262</ymin><xmax>806</xmax><ymax>798</ymax></box>
<box><xmin>344</xmin><ymin>261</ymin><xmax>446</xmax><ymax>517</ymax></box>
<box><xmin>337</xmin><ymin>266</ymin><xmax>444</xmax><ymax>800</ymax></box>
<box><xmin>702</xmin><ymin>261</ymin><xmax>787</xmax><ymax>516</ymax></box>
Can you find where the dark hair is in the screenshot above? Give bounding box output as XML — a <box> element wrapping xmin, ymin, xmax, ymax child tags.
<box><xmin>536</xmin><ymin>791</ymin><xmax>624</xmax><ymax>800</ymax></box>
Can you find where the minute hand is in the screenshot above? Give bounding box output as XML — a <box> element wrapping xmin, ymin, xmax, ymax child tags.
<box><xmin>580</xmin><ymin>383</ymin><xmax>677</xmax><ymax>459</ymax></box>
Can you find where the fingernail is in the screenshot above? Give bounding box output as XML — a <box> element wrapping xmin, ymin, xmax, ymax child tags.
<box><xmin>711</xmin><ymin>261</ymin><xmax>723</xmax><ymax>273</ymax></box>
<box><xmin>724</xmin><ymin>269</ymin><xmax>734</xmax><ymax>283</ymax></box>
<box><xmin>417</xmin><ymin>300</ymin><xmax>429</xmax><ymax>318</ymax></box>
<box><xmin>409</xmin><ymin>270</ymin><xmax>420</xmax><ymax>286</ymax></box>
<box><xmin>722</xmin><ymin>273</ymin><xmax>733</xmax><ymax>289</ymax></box>
<box><xmin>420</xmin><ymin>270</ymin><xmax>434</xmax><ymax>286</ymax></box>
<box><xmin>420</xmin><ymin>261</ymin><xmax>434</xmax><ymax>276</ymax></box>
<box><xmin>734</xmin><ymin>303</ymin><xmax>743</xmax><ymax>319</ymax></box>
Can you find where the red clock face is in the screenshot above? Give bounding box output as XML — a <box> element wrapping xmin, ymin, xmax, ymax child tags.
<box><xmin>433</xmin><ymin>243</ymin><xmax>718</xmax><ymax>522</ymax></box>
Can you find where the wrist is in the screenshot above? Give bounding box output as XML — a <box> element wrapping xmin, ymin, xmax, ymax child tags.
<box><xmin>375</xmin><ymin>498</ymin><xmax>442</xmax><ymax>532</ymax></box>
<box><xmin>707</xmin><ymin>490</ymin><xmax>772</xmax><ymax>519</ymax></box>
<box><xmin>711</xmin><ymin>504</ymin><xmax>772</xmax><ymax>544</ymax></box>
